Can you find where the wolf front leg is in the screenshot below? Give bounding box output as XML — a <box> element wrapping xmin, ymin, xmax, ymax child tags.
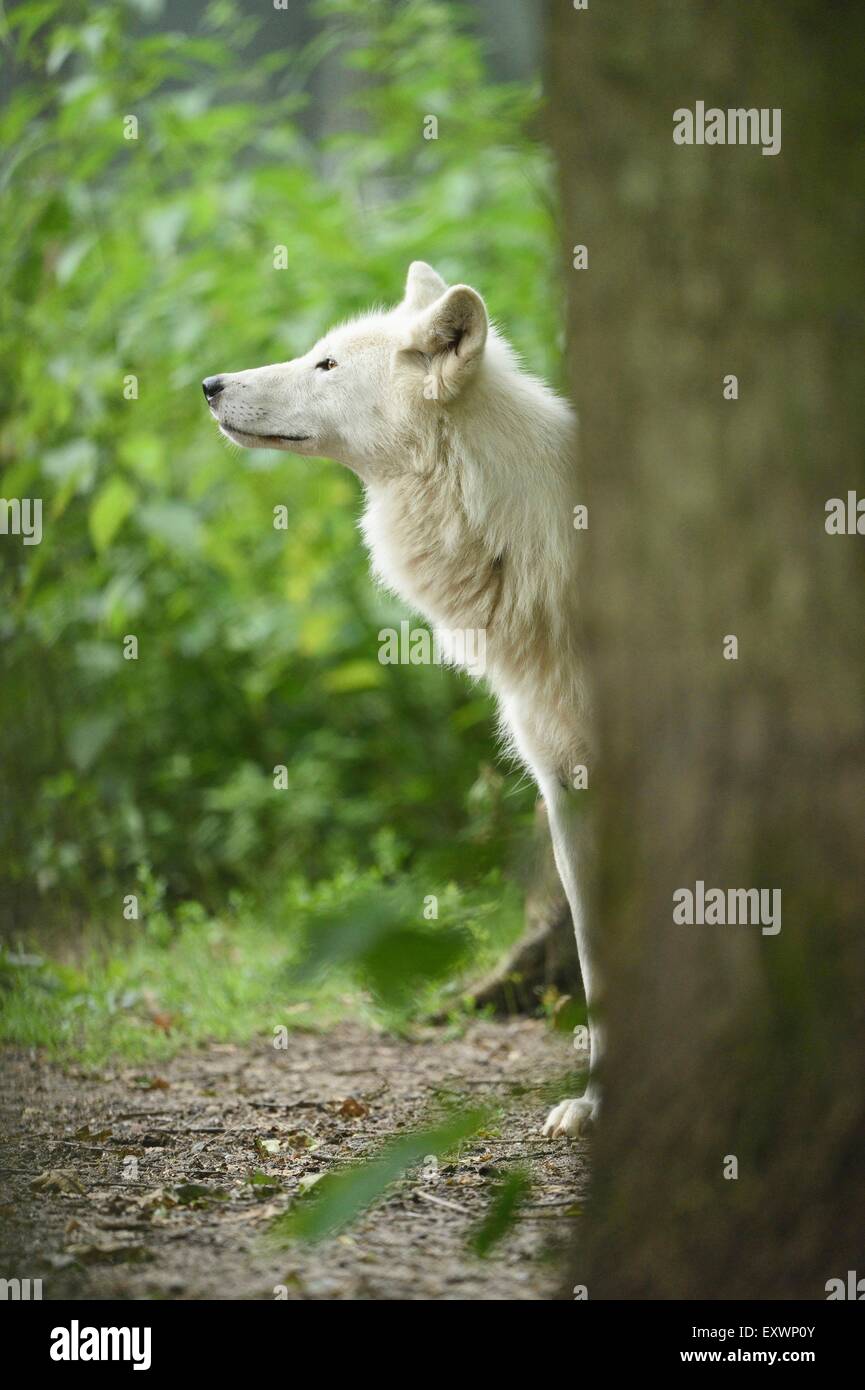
<box><xmin>538</xmin><ymin>774</ymin><xmax>602</xmax><ymax>1137</ymax></box>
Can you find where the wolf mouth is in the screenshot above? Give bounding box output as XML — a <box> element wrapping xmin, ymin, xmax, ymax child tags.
<box><xmin>222</xmin><ymin>423</ymin><xmax>311</xmax><ymax>445</ymax></box>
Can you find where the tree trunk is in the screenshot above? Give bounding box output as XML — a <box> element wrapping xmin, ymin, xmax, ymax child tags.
<box><xmin>546</xmin><ymin>0</ymin><xmax>865</xmax><ymax>1299</ymax></box>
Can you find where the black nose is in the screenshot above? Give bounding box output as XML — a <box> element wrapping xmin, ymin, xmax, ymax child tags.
<box><xmin>202</xmin><ymin>376</ymin><xmax>225</xmax><ymax>401</ymax></box>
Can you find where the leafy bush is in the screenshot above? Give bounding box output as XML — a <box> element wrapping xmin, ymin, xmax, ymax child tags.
<box><xmin>0</xmin><ymin>0</ymin><xmax>558</xmax><ymax>938</ymax></box>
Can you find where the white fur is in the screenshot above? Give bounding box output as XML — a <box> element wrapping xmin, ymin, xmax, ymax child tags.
<box><xmin>205</xmin><ymin>262</ymin><xmax>600</xmax><ymax>1136</ymax></box>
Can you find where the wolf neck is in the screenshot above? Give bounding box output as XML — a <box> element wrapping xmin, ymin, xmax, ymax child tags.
<box><xmin>360</xmin><ymin>346</ymin><xmax>579</xmax><ymax>683</ymax></box>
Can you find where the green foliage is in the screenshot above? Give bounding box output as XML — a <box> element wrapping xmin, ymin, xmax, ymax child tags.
<box><xmin>0</xmin><ymin>0</ymin><xmax>558</xmax><ymax>1057</ymax></box>
<box><xmin>0</xmin><ymin>859</ymin><xmax>528</xmax><ymax>1060</ymax></box>
<box><xmin>271</xmin><ymin>1104</ymin><xmax>490</xmax><ymax>1243</ymax></box>
<box><xmin>0</xmin><ymin>0</ymin><xmax>555</xmax><ymax>928</ymax></box>
<box><xmin>296</xmin><ymin>881</ymin><xmax>475</xmax><ymax>1013</ymax></box>
<box><xmin>470</xmin><ymin>1166</ymin><xmax>531</xmax><ymax>1256</ymax></box>
<box><xmin>0</xmin><ymin>895</ymin><xmax>350</xmax><ymax>1063</ymax></box>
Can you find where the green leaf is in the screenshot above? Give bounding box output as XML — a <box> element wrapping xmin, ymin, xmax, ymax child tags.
<box><xmin>88</xmin><ymin>477</ymin><xmax>137</xmax><ymax>552</ymax></box>
<box><xmin>320</xmin><ymin>659</ymin><xmax>384</xmax><ymax>692</ymax></box>
<box><xmin>470</xmin><ymin>1168</ymin><xmax>531</xmax><ymax>1257</ymax></box>
<box><xmin>295</xmin><ymin>884</ymin><xmax>471</xmax><ymax>1009</ymax></box>
<box><xmin>272</xmin><ymin>1107</ymin><xmax>489</xmax><ymax>1244</ymax></box>
<box><xmin>66</xmin><ymin>713</ymin><xmax>119</xmax><ymax>772</ymax></box>
<box><xmin>137</xmin><ymin>500</ymin><xmax>204</xmax><ymax>553</ymax></box>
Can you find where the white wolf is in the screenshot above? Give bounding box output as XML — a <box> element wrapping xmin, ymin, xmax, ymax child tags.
<box><xmin>203</xmin><ymin>262</ymin><xmax>598</xmax><ymax>1137</ymax></box>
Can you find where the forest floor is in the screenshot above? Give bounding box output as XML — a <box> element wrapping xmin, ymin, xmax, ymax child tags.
<box><xmin>0</xmin><ymin>1018</ymin><xmax>587</xmax><ymax>1301</ymax></box>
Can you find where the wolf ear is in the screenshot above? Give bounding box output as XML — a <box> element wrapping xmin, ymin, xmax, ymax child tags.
<box><xmin>403</xmin><ymin>260</ymin><xmax>447</xmax><ymax>312</ymax></box>
<box><xmin>403</xmin><ymin>284</ymin><xmax>488</xmax><ymax>401</ymax></box>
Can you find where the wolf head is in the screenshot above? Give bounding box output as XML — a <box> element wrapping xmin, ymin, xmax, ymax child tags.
<box><xmin>202</xmin><ymin>262</ymin><xmax>489</xmax><ymax>478</ymax></box>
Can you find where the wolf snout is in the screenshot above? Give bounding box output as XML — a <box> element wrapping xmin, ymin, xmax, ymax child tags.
<box><xmin>202</xmin><ymin>375</ymin><xmax>225</xmax><ymax>401</ymax></box>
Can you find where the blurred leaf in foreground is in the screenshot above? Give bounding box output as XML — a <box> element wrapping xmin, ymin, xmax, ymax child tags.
<box><xmin>273</xmin><ymin>1107</ymin><xmax>489</xmax><ymax>1244</ymax></box>
<box><xmin>294</xmin><ymin>882</ymin><xmax>472</xmax><ymax>1010</ymax></box>
<box><xmin>470</xmin><ymin>1168</ymin><xmax>531</xmax><ymax>1258</ymax></box>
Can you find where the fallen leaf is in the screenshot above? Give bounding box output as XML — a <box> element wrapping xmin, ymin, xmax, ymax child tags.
<box><xmin>336</xmin><ymin>1097</ymin><xmax>368</xmax><ymax>1119</ymax></box>
<box><xmin>173</xmin><ymin>1182</ymin><xmax>229</xmax><ymax>1207</ymax></box>
<box><xmin>74</xmin><ymin>1124</ymin><xmax>113</xmax><ymax>1143</ymax></box>
<box><xmin>247</xmin><ymin>1172</ymin><xmax>283</xmax><ymax>1199</ymax></box>
<box><xmin>255</xmin><ymin>1137</ymin><xmax>283</xmax><ymax>1158</ymax></box>
<box><xmin>136</xmin><ymin>1188</ymin><xmax>178</xmax><ymax>1214</ymax></box>
<box><xmin>31</xmin><ymin>1169</ymin><xmax>85</xmax><ymax>1195</ymax></box>
<box><xmin>296</xmin><ymin>1173</ymin><xmax>325</xmax><ymax>1197</ymax></box>
<box><xmin>286</xmin><ymin>1131</ymin><xmax>315</xmax><ymax>1151</ymax></box>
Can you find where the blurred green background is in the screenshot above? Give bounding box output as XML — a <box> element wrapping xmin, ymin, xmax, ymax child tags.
<box><xmin>0</xmin><ymin>0</ymin><xmax>563</xmax><ymax>1055</ymax></box>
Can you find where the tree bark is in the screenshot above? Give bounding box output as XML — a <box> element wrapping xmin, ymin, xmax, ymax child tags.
<box><xmin>546</xmin><ymin>0</ymin><xmax>865</xmax><ymax>1298</ymax></box>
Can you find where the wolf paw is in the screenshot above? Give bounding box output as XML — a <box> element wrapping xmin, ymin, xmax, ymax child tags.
<box><xmin>542</xmin><ymin>1096</ymin><xmax>597</xmax><ymax>1138</ymax></box>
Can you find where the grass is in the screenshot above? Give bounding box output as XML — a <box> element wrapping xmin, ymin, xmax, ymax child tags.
<box><xmin>0</xmin><ymin>908</ymin><xmax>346</xmax><ymax>1066</ymax></box>
<box><xmin>0</xmin><ymin>871</ymin><xmax>527</xmax><ymax>1065</ymax></box>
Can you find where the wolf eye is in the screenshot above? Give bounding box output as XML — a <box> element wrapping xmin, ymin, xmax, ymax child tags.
<box><xmin>315</xmin><ymin>357</ymin><xmax>337</xmax><ymax>371</ymax></box>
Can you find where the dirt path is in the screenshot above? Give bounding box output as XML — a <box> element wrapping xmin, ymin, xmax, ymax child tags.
<box><xmin>0</xmin><ymin>1020</ymin><xmax>586</xmax><ymax>1300</ymax></box>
